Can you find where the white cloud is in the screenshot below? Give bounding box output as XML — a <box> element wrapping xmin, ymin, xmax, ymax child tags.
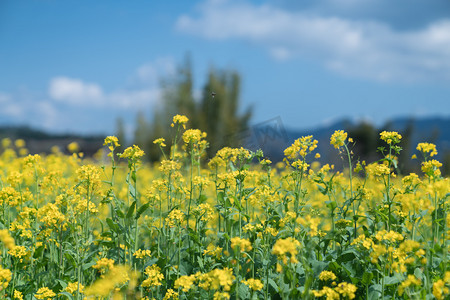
<box><xmin>0</xmin><ymin>92</ymin><xmax>24</xmax><ymax>118</ymax></box>
<box><xmin>176</xmin><ymin>0</ymin><xmax>450</xmax><ymax>82</ymax></box>
<box><xmin>108</xmin><ymin>88</ymin><xmax>161</xmax><ymax>109</ymax></box>
<box><xmin>49</xmin><ymin>77</ymin><xmax>104</xmax><ymax>105</ymax></box>
<box><xmin>48</xmin><ymin>58</ymin><xmax>174</xmax><ymax>111</ymax></box>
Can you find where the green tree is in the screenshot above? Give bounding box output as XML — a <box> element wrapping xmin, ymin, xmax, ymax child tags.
<box><xmin>198</xmin><ymin>68</ymin><xmax>252</xmax><ymax>156</ymax></box>
<box><xmin>139</xmin><ymin>57</ymin><xmax>252</xmax><ymax>161</ymax></box>
<box><xmin>115</xmin><ymin>117</ymin><xmax>126</xmax><ymax>154</ymax></box>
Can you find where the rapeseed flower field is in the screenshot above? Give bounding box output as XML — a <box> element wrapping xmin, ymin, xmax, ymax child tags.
<box><xmin>0</xmin><ymin>115</ymin><xmax>448</xmax><ymax>299</ymax></box>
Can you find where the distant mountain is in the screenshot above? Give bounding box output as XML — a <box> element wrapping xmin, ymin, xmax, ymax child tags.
<box><xmin>0</xmin><ymin>125</ymin><xmax>104</xmax><ymax>156</ymax></box>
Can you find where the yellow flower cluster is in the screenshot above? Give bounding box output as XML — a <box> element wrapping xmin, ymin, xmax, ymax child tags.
<box><xmin>103</xmin><ymin>136</ymin><xmax>120</xmax><ymax>151</ymax></box>
<box><xmin>171</xmin><ymin>114</ymin><xmax>189</xmax><ymax>128</ymax></box>
<box><xmin>0</xmin><ymin>229</ymin><xmax>16</xmax><ymax>250</ymax></box>
<box><xmin>193</xmin><ymin>203</ymin><xmax>215</xmax><ymax>222</ymax></box>
<box><xmin>0</xmin><ymin>186</ymin><xmax>21</xmax><ymax>206</ymax></box>
<box><xmin>141</xmin><ymin>265</ymin><xmax>164</xmax><ymax>288</ymax></box>
<box><xmin>416</xmin><ymin>142</ymin><xmax>437</xmax><ymax>157</ymax></box>
<box><xmin>38</xmin><ymin>203</ymin><xmax>66</xmax><ymax>229</ymax></box>
<box><xmin>433</xmin><ymin>272</ymin><xmax>450</xmax><ymax>300</ymax></box>
<box><xmin>230</xmin><ymin>237</ymin><xmax>252</xmax><ymax>252</ymax></box>
<box><xmin>197</xmin><ymin>268</ymin><xmax>235</xmax><ymax>291</ymax></box>
<box><xmin>334</xmin><ymin>282</ymin><xmax>357</xmax><ymax>299</ymax></box>
<box><xmin>13</xmin><ymin>290</ymin><xmax>23</xmax><ymax>300</ymax></box>
<box><xmin>8</xmin><ymin>245</ymin><xmax>28</xmax><ymax>262</ymax></box>
<box><xmin>374</xmin><ymin>230</ymin><xmax>404</xmax><ymax>243</ymax></box>
<box><xmin>173</xmin><ymin>268</ymin><xmax>236</xmax><ymax>293</ymax></box>
<box><xmin>133</xmin><ymin>249</ymin><xmax>152</xmax><ymax>259</ymax></box>
<box><xmin>67</xmin><ymin>142</ymin><xmax>80</xmax><ymax>153</ymax></box>
<box><xmin>284</xmin><ymin>135</ymin><xmax>318</xmax><ymax>160</ymax></box>
<box><xmin>241</xmin><ymin>278</ymin><xmax>264</xmax><ymax>291</ymax></box>
<box><xmin>203</xmin><ymin>244</ymin><xmax>223</xmax><ymax>258</ymax></box>
<box><xmin>351</xmin><ymin>234</ymin><xmax>374</xmax><ymax>250</ymax></box>
<box><xmin>380</xmin><ymin>131</ymin><xmax>402</xmax><ymax>144</ymax></box>
<box><xmin>421</xmin><ymin>159</ymin><xmax>442</xmax><ymax>178</ymax></box>
<box><xmin>330</xmin><ymin>130</ymin><xmax>348</xmax><ymax>149</ymax></box>
<box><xmin>163</xmin><ymin>288</ymin><xmax>179</xmax><ymax>300</ymax></box>
<box><xmin>366</xmin><ymin>162</ymin><xmax>391</xmax><ymax>178</ymax></box>
<box><xmin>85</xmin><ymin>265</ymin><xmax>131</xmax><ymax>297</ymax></box>
<box><xmin>0</xmin><ymin>266</ymin><xmax>12</xmax><ymax>291</ymax></box>
<box><xmin>174</xmin><ymin>274</ymin><xmax>197</xmax><ymax>292</ymax></box>
<box><xmin>119</xmin><ymin>145</ymin><xmax>145</xmax><ymax>161</ymax></box>
<box><xmin>272</xmin><ymin>237</ymin><xmax>301</xmax><ymax>265</ymax></box>
<box><xmin>312</xmin><ymin>282</ymin><xmax>357</xmax><ymax>300</ymax></box>
<box><xmin>296</xmin><ymin>215</ymin><xmax>321</xmax><ymax>237</ymax></box>
<box><xmin>319</xmin><ymin>270</ymin><xmax>337</xmax><ymax>281</ymax></box>
<box><xmin>165</xmin><ymin>209</ymin><xmax>185</xmax><ymax>227</ymax></box>
<box><xmin>93</xmin><ymin>258</ymin><xmax>115</xmax><ymax>273</ymax></box>
<box><xmin>159</xmin><ymin>159</ymin><xmax>182</xmax><ymax>174</ymax></box>
<box><xmin>398</xmin><ymin>274</ymin><xmax>421</xmax><ymax>296</ymax></box>
<box><xmin>65</xmin><ymin>282</ymin><xmax>84</xmax><ymax>294</ymax></box>
<box><xmin>35</xmin><ymin>287</ymin><xmax>56</xmax><ymax>300</ymax></box>
<box><xmin>153</xmin><ymin>137</ymin><xmax>166</xmax><ymax>147</ymax></box>
<box><xmin>182</xmin><ymin>129</ymin><xmax>207</xmax><ymax>145</ymax></box>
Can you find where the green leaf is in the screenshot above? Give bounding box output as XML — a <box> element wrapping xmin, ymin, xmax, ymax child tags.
<box><xmin>414</xmin><ymin>268</ymin><xmax>423</xmax><ymax>280</ymax></box>
<box><xmin>127</xmin><ymin>200</ymin><xmax>136</xmax><ymax>219</ymax></box>
<box><xmin>64</xmin><ymin>252</ymin><xmax>77</xmax><ymax>268</ymax></box>
<box><xmin>336</xmin><ymin>251</ymin><xmax>356</xmax><ymax>263</ymax></box>
<box><xmin>368</xmin><ymin>284</ymin><xmax>382</xmax><ymax>300</ymax></box>
<box><xmin>83</xmin><ymin>261</ymin><xmax>96</xmax><ymax>270</ymax></box>
<box><xmin>136</xmin><ymin>202</ymin><xmax>150</xmax><ymax>219</ymax></box>
<box><xmin>318</xmin><ymin>185</ymin><xmax>327</xmax><ymax>195</ymax></box>
<box><xmin>116</xmin><ymin>208</ymin><xmax>125</xmax><ymax>218</ymax></box>
<box><xmin>362</xmin><ymin>272</ymin><xmax>374</xmax><ymax>286</ymax></box>
<box><xmin>58</xmin><ymin>292</ymin><xmax>74</xmax><ymax>299</ymax></box>
<box><xmin>384</xmin><ymin>274</ymin><xmax>402</xmax><ymax>285</ymax></box>
<box><xmin>106</xmin><ymin>218</ymin><xmax>120</xmax><ymax>234</ymax></box>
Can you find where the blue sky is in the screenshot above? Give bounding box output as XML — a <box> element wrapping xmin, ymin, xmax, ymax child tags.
<box><xmin>1</xmin><ymin>0</ymin><xmax>450</xmax><ymax>136</ymax></box>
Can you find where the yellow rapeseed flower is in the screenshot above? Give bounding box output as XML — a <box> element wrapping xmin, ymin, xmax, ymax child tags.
<box><xmin>163</xmin><ymin>288</ymin><xmax>179</xmax><ymax>300</ymax></box>
<box><xmin>65</xmin><ymin>282</ymin><xmax>84</xmax><ymax>294</ymax></box>
<box><xmin>67</xmin><ymin>142</ymin><xmax>80</xmax><ymax>153</ymax></box>
<box><xmin>141</xmin><ymin>265</ymin><xmax>164</xmax><ymax>288</ymax></box>
<box><xmin>104</xmin><ymin>136</ymin><xmax>120</xmax><ymax>149</ymax></box>
<box><xmin>35</xmin><ymin>287</ymin><xmax>56</xmax><ymax>300</ymax></box>
<box><xmin>0</xmin><ymin>229</ymin><xmax>16</xmax><ymax>250</ymax></box>
<box><xmin>230</xmin><ymin>237</ymin><xmax>252</xmax><ymax>252</ymax></box>
<box><xmin>272</xmin><ymin>237</ymin><xmax>301</xmax><ymax>264</ymax></box>
<box><xmin>330</xmin><ymin>130</ymin><xmax>348</xmax><ymax>149</ymax></box>
<box><xmin>13</xmin><ymin>290</ymin><xmax>23</xmax><ymax>300</ymax></box>
<box><xmin>416</xmin><ymin>142</ymin><xmax>438</xmax><ymax>157</ymax></box>
<box><xmin>319</xmin><ymin>270</ymin><xmax>337</xmax><ymax>281</ymax></box>
<box><xmin>398</xmin><ymin>274</ymin><xmax>421</xmax><ymax>296</ymax></box>
<box><xmin>335</xmin><ymin>282</ymin><xmax>357</xmax><ymax>299</ymax></box>
<box><xmin>93</xmin><ymin>258</ymin><xmax>115</xmax><ymax>273</ymax></box>
<box><xmin>242</xmin><ymin>278</ymin><xmax>263</xmax><ymax>291</ymax></box>
<box><xmin>174</xmin><ymin>274</ymin><xmax>197</xmax><ymax>292</ymax></box>
<box><xmin>171</xmin><ymin>114</ymin><xmax>189</xmax><ymax>128</ymax></box>
<box><xmin>119</xmin><ymin>145</ymin><xmax>145</xmax><ymax>161</ymax></box>
<box><xmin>133</xmin><ymin>249</ymin><xmax>152</xmax><ymax>259</ymax></box>
<box><xmin>85</xmin><ymin>265</ymin><xmax>131</xmax><ymax>297</ymax></box>
<box><xmin>0</xmin><ymin>266</ymin><xmax>12</xmax><ymax>291</ymax></box>
<box><xmin>380</xmin><ymin>131</ymin><xmax>402</xmax><ymax>145</ymax></box>
<box><xmin>153</xmin><ymin>138</ymin><xmax>166</xmax><ymax>147</ymax></box>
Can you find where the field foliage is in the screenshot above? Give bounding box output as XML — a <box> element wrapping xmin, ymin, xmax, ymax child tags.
<box><xmin>0</xmin><ymin>115</ymin><xmax>449</xmax><ymax>300</ymax></box>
